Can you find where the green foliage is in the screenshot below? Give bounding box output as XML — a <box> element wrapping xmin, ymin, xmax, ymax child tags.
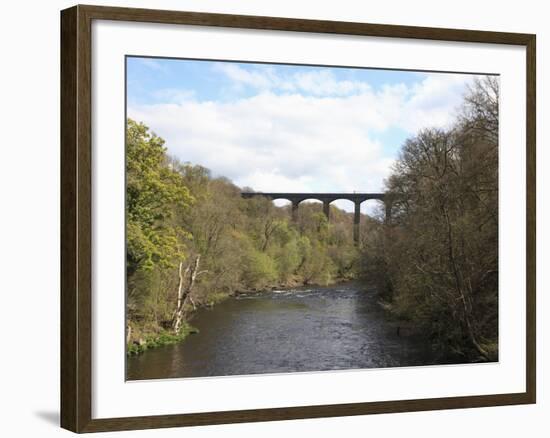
<box><xmin>360</xmin><ymin>77</ymin><xmax>499</xmax><ymax>362</ymax></box>
<box><xmin>241</xmin><ymin>247</ymin><xmax>278</xmax><ymax>290</ymax></box>
<box><xmin>127</xmin><ymin>323</ymin><xmax>198</xmax><ymax>356</ymax></box>
<box><xmin>125</xmin><ymin>118</ymin><xmax>360</xmax><ymax>354</ymax></box>
<box><xmin>273</xmin><ymin>239</ymin><xmax>302</xmax><ymax>283</ymax></box>
<box><xmin>126</xmin><ymin>119</ymin><xmax>193</xmax><ymax>274</ymax></box>
<box><xmin>126</xmin><ymin>74</ymin><xmax>500</xmax><ymax>365</ymax></box>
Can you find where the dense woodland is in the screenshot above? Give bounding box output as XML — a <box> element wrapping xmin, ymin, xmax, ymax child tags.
<box><xmin>127</xmin><ymin>76</ymin><xmax>498</xmax><ymax>362</ymax></box>
<box><xmin>361</xmin><ymin>76</ymin><xmax>499</xmax><ymax>361</ymax></box>
<box><xmin>126</xmin><ymin>119</ymin><xmax>361</xmax><ymax>353</ymax></box>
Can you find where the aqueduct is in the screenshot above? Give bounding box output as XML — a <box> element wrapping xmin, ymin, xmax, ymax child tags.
<box><xmin>241</xmin><ymin>192</ymin><xmax>390</xmax><ymax>244</ymax></box>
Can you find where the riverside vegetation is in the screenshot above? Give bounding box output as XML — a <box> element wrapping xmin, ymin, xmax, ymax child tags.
<box><xmin>126</xmin><ymin>76</ymin><xmax>498</xmax><ymax>363</ymax></box>
<box><xmin>126</xmin><ymin>118</ymin><xmax>363</xmax><ymax>355</ymax></box>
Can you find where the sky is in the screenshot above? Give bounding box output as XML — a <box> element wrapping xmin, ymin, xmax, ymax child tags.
<box><xmin>127</xmin><ymin>57</ymin><xmax>483</xmax><ymax>212</ymax></box>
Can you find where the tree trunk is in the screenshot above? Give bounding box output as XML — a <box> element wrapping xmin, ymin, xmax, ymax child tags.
<box><xmin>443</xmin><ymin>206</ymin><xmax>489</xmax><ymax>360</ymax></box>
<box><xmin>172</xmin><ymin>255</ymin><xmax>207</xmax><ymax>333</ymax></box>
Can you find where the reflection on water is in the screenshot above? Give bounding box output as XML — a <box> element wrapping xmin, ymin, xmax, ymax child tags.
<box><xmin>126</xmin><ymin>282</ymin><xmax>440</xmax><ymax>380</ymax></box>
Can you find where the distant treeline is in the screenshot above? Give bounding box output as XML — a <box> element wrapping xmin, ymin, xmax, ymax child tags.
<box><xmin>361</xmin><ymin>76</ymin><xmax>499</xmax><ymax>362</ymax></box>
<box><xmin>126</xmin><ymin>118</ymin><xmax>366</xmax><ymax>352</ymax></box>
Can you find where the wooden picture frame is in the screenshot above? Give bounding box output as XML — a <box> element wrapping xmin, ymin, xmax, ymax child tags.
<box><xmin>60</xmin><ymin>4</ymin><xmax>536</xmax><ymax>433</ymax></box>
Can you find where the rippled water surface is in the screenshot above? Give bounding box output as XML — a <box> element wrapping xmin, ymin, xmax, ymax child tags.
<box><xmin>127</xmin><ymin>282</ymin><xmax>439</xmax><ymax>380</ymax></box>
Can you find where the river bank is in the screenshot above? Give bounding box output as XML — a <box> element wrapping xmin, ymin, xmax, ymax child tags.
<box><xmin>127</xmin><ymin>275</ymin><xmax>355</xmax><ymax>357</ymax></box>
<box><xmin>126</xmin><ymin>281</ymin><xmax>443</xmax><ymax>380</ymax></box>
<box><xmin>126</xmin><ymin>322</ymin><xmax>200</xmax><ymax>356</ymax></box>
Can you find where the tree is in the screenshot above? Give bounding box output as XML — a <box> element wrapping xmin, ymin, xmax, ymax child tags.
<box><xmin>362</xmin><ymin>77</ymin><xmax>499</xmax><ymax>361</ymax></box>
<box><xmin>126</xmin><ymin>119</ymin><xmax>193</xmax><ymax>275</ymax></box>
<box><xmin>125</xmin><ymin>119</ymin><xmax>373</xmax><ymax>353</ymax></box>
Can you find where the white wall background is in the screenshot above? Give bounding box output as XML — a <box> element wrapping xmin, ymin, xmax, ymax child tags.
<box><xmin>0</xmin><ymin>0</ymin><xmax>545</xmax><ymax>436</ymax></box>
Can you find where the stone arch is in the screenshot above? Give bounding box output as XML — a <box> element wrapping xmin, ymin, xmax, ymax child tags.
<box><xmin>240</xmin><ymin>192</ymin><xmax>388</xmax><ymax>244</ymax></box>
<box><xmin>293</xmin><ymin>197</ymin><xmax>325</xmax><ymax>221</ymax></box>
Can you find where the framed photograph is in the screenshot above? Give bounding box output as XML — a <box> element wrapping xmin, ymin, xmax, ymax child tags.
<box><xmin>60</xmin><ymin>4</ymin><xmax>536</xmax><ymax>433</ymax></box>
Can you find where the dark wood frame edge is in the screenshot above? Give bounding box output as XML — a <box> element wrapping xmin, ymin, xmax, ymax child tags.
<box><xmin>60</xmin><ymin>4</ymin><xmax>536</xmax><ymax>433</ymax></box>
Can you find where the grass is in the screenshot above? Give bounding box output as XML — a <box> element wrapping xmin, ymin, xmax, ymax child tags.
<box><xmin>127</xmin><ymin>323</ymin><xmax>199</xmax><ymax>356</ymax></box>
<box><xmin>205</xmin><ymin>291</ymin><xmax>230</xmax><ymax>306</ymax></box>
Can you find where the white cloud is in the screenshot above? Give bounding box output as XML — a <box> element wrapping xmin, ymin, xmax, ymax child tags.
<box><xmin>292</xmin><ymin>70</ymin><xmax>372</xmax><ymax>96</ymax></box>
<box><xmin>213</xmin><ymin>63</ymin><xmax>275</xmax><ymax>90</ymax></box>
<box><xmin>213</xmin><ymin>63</ymin><xmax>374</xmax><ymax>96</ymax></box>
<box><xmin>151</xmin><ymin>88</ymin><xmax>195</xmax><ymax>104</ymax></box>
<box><xmin>137</xmin><ymin>58</ymin><xmax>167</xmax><ymax>72</ymax></box>
<box><xmin>401</xmin><ymin>74</ymin><xmax>472</xmax><ymax>132</ymax></box>
<box><xmin>128</xmin><ymin>72</ymin><xmax>475</xmax><ymax>212</ymax></box>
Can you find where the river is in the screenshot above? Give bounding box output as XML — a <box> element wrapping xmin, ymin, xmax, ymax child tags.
<box><xmin>126</xmin><ymin>282</ymin><xmax>438</xmax><ymax>380</ymax></box>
